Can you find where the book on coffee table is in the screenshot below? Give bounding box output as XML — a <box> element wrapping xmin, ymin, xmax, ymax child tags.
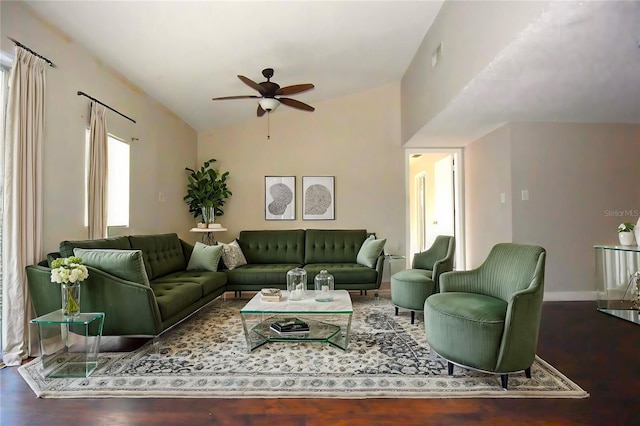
<box><xmin>260</xmin><ymin>288</ymin><xmax>282</xmax><ymax>302</ymax></box>
<box><xmin>270</xmin><ymin>318</ymin><xmax>310</xmax><ymax>334</ymax></box>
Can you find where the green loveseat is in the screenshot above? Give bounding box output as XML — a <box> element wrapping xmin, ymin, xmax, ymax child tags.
<box><xmin>26</xmin><ymin>229</ymin><xmax>384</xmax><ymax>337</ymax></box>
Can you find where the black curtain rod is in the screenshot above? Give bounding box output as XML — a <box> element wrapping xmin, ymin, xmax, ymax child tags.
<box><xmin>77</xmin><ymin>91</ymin><xmax>137</xmax><ymax>124</ymax></box>
<box><xmin>8</xmin><ymin>37</ymin><xmax>55</xmax><ymax>67</ymax></box>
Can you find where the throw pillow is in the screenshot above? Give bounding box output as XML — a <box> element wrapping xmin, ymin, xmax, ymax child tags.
<box><xmin>356</xmin><ymin>236</ymin><xmax>387</xmax><ymax>268</ymax></box>
<box><xmin>221</xmin><ymin>240</ymin><xmax>247</xmax><ymax>270</ymax></box>
<box><xmin>73</xmin><ymin>248</ymin><xmax>150</xmax><ymax>286</ymax></box>
<box><xmin>187</xmin><ymin>242</ymin><xmax>223</xmax><ymax>272</ymax></box>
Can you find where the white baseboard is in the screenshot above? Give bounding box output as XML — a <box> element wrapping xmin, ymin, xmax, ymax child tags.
<box><xmin>543</xmin><ymin>291</ymin><xmax>597</xmax><ymax>301</ymax></box>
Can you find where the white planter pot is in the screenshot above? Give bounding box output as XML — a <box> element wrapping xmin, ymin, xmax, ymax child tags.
<box><xmin>619</xmin><ymin>231</ymin><xmax>635</xmax><ymax>246</ymax></box>
<box><xmin>635</xmin><ymin>217</ymin><xmax>640</xmax><ymax>247</ymax></box>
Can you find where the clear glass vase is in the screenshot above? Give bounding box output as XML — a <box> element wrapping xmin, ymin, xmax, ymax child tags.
<box><xmin>314</xmin><ymin>270</ymin><xmax>335</xmax><ymax>302</ymax></box>
<box><xmin>287</xmin><ymin>268</ymin><xmax>307</xmax><ymax>300</ymax></box>
<box><xmin>201</xmin><ymin>206</ymin><xmax>215</xmax><ymax>225</ymax></box>
<box><xmin>61</xmin><ymin>283</ymin><xmax>81</xmax><ymax>317</ymax></box>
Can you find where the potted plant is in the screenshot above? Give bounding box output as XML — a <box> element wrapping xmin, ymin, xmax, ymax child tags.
<box><xmin>617</xmin><ymin>222</ymin><xmax>636</xmax><ymax>246</ymax></box>
<box><xmin>184</xmin><ymin>159</ymin><xmax>232</xmax><ymax>227</ymax></box>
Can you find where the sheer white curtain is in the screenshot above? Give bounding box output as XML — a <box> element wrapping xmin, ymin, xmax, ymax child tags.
<box><xmin>1</xmin><ymin>48</ymin><xmax>47</xmax><ymax>366</ymax></box>
<box><xmin>88</xmin><ymin>102</ymin><xmax>108</xmax><ymax>239</ymax></box>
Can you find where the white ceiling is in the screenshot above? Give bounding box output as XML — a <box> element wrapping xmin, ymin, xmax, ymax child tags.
<box><xmin>410</xmin><ymin>0</ymin><xmax>640</xmax><ymax>146</ymax></box>
<box><xmin>24</xmin><ymin>1</ymin><xmax>640</xmax><ymax>144</ymax></box>
<box><xmin>24</xmin><ymin>0</ymin><xmax>444</xmax><ymax>131</ymax></box>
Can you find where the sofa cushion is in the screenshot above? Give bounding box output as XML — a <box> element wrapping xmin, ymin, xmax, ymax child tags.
<box><xmin>226</xmin><ymin>264</ymin><xmax>299</xmax><ymax>286</ymax></box>
<box><xmin>357</xmin><ymin>236</ymin><xmax>387</xmax><ymax>268</ymax></box>
<box><xmin>150</xmin><ymin>281</ymin><xmax>203</xmax><ymax>320</ymax></box>
<box><xmin>73</xmin><ymin>248</ymin><xmax>150</xmax><ymax>286</ymax></box>
<box><xmin>152</xmin><ymin>271</ymin><xmax>227</xmax><ymax>296</ymax></box>
<box><xmin>304</xmin><ymin>263</ymin><xmax>378</xmax><ymax>284</ymax></box>
<box><xmin>59</xmin><ymin>236</ymin><xmax>131</xmax><ymax>258</ymax></box>
<box><xmin>187</xmin><ymin>242</ymin><xmax>223</xmax><ymax>272</ymax></box>
<box><xmin>304</xmin><ymin>229</ymin><xmax>368</xmax><ymax>264</ymax></box>
<box><xmin>221</xmin><ymin>240</ymin><xmax>248</xmax><ymax>270</ymax></box>
<box><xmin>128</xmin><ymin>233</ymin><xmax>186</xmax><ymax>280</ymax></box>
<box><xmin>237</xmin><ymin>230</ymin><xmax>305</xmax><ymax>264</ymax></box>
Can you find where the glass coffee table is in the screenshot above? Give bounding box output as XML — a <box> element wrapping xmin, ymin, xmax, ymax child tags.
<box><xmin>240</xmin><ymin>290</ymin><xmax>353</xmax><ymax>352</ymax></box>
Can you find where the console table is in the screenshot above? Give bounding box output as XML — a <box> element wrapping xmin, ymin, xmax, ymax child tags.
<box><xmin>594</xmin><ymin>245</ymin><xmax>640</xmax><ymax>325</ymax></box>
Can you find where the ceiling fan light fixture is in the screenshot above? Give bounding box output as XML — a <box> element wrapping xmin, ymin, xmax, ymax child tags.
<box><xmin>258</xmin><ymin>98</ymin><xmax>280</xmax><ymax>112</ymax></box>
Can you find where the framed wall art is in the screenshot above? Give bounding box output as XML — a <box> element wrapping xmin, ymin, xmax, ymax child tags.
<box><xmin>265</xmin><ymin>176</ymin><xmax>296</xmax><ymax>220</ymax></box>
<box><xmin>302</xmin><ymin>176</ymin><xmax>335</xmax><ymax>220</ymax></box>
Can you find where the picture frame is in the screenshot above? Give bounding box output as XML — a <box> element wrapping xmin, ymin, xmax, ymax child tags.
<box><xmin>265</xmin><ymin>176</ymin><xmax>296</xmax><ymax>220</ymax></box>
<box><xmin>302</xmin><ymin>176</ymin><xmax>335</xmax><ymax>220</ymax></box>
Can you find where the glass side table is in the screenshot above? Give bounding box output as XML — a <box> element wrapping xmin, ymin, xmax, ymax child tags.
<box><xmin>30</xmin><ymin>310</ymin><xmax>105</xmax><ymax>378</ymax></box>
<box><xmin>594</xmin><ymin>245</ymin><xmax>640</xmax><ymax>325</ymax></box>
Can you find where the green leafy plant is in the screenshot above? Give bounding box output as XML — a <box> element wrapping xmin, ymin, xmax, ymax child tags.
<box><xmin>618</xmin><ymin>222</ymin><xmax>635</xmax><ymax>233</ymax></box>
<box><xmin>184</xmin><ymin>159</ymin><xmax>232</xmax><ymax>220</ymax></box>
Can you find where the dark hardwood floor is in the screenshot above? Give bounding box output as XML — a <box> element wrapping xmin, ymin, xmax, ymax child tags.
<box><xmin>1</xmin><ymin>299</ymin><xmax>638</xmax><ymax>425</ymax></box>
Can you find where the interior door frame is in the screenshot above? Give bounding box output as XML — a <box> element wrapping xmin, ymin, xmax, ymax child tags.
<box><xmin>404</xmin><ymin>148</ymin><xmax>465</xmax><ymax>270</ymax></box>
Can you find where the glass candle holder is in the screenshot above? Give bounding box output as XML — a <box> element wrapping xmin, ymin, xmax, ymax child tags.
<box><xmin>287</xmin><ymin>267</ymin><xmax>307</xmax><ymax>300</ymax></box>
<box><xmin>314</xmin><ymin>270</ymin><xmax>335</xmax><ymax>302</ymax></box>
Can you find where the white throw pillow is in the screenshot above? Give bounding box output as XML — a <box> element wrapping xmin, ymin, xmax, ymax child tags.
<box><xmin>221</xmin><ymin>240</ymin><xmax>248</xmax><ymax>270</ymax></box>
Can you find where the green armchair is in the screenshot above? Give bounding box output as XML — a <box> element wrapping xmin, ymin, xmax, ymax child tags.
<box><xmin>424</xmin><ymin>243</ymin><xmax>546</xmax><ymax>390</ymax></box>
<box><xmin>390</xmin><ymin>235</ymin><xmax>455</xmax><ymax>324</ymax></box>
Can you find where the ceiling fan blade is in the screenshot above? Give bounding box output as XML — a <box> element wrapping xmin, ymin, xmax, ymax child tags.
<box><xmin>257</xmin><ymin>104</ymin><xmax>266</xmax><ymax>117</ymax></box>
<box><xmin>276</xmin><ymin>83</ymin><xmax>315</xmax><ymax>96</ymax></box>
<box><xmin>279</xmin><ymin>97</ymin><xmax>315</xmax><ymax>112</ymax></box>
<box><xmin>211</xmin><ymin>95</ymin><xmax>260</xmax><ymax>101</ymax></box>
<box><xmin>238</xmin><ymin>75</ymin><xmax>266</xmax><ymax>95</ymax></box>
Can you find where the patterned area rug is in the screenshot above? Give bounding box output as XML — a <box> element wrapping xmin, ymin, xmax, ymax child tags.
<box><xmin>19</xmin><ymin>296</ymin><xmax>588</xmax><ymax>399</ymax></box>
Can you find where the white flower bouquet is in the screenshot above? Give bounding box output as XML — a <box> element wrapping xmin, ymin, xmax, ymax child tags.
<box><xmin>50</xmin><ymin>256</ymin><xmax>88</xmax><ymax>316</ymax></box>
<box><xmin>51</xmin><ymin>256</ymin><xmax>89</xmax><ymax>284</ymax></box>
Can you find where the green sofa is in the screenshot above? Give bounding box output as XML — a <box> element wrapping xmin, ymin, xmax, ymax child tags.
<box><xmin>227</xmin><ymin>229</ymin><xmax>384</xmax><ymax>293</ymax></box>
<box><xmin>26</xmin><ymin>233</ymin><xmax>227</xmax><ymax>336</ymax></box>
<box><xmin>26</xmin><ymin>229</ymin><xmax>384</xmax><ymax>337</ymax></box>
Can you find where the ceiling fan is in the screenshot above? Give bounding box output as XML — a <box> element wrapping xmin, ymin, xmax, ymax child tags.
<box><xmin>212</xmin><ymin>68</ymin><xmax>315</xmax><ymax>117</ymax></box>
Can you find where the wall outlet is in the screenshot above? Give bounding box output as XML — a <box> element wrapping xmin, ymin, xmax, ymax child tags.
<box><xmin>521</xmin><ymin>190</ymin><xmax>529</xmax><ymax>201</ymax></box>
<box><xmin>158</xmin><ymin>192</ymin><xmax>165</xmax><ymax>202</ymax></box>
<box><xmin>500</xmin><ymin>192</ymin><xmax>506</xmax><ymax>203</ymax></box>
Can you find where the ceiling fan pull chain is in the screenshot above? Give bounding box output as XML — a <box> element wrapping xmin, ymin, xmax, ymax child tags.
<box><xmin>267</xmin><ymin>112</ymin><xmax>271</xmax><ymax>140</ymax></box>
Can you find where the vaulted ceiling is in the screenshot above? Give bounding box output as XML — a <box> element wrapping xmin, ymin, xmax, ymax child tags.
<box><xmin>24</xmin><ymin>0</ymin><xmax>640</xmax><ymax>145</ymax></box>
<box><xmin>24</xmin><ymin>0</ymin><xmax>444</xmax><ymax>131</ymax></box>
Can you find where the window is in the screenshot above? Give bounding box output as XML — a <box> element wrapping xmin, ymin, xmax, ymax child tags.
<box><xmin>84</xmin><ymin>130</ymin><xmax>130</xmax><ymax>227</ymax></box>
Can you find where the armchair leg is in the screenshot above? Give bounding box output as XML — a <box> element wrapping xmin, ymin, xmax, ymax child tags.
<box><xmin>447</xmin><ymin>362</ymin><xmax>454</xmax><ymax>375</ymax></box>
<box><xmin>395</xmin><ymin>307</ymin><xmax>398</xmax><ymax>316</ymax></box>
<box><xmin>410</xmin><ymin>311</ymin><xmax>415</xmax><ymax>324</ymax></box>
<box><xmin>500</xmin><ymin>374</ymin><xmax>509</xmax><ymax>390</ymax></box>
<box><xmin>525</xmin><ymin>367</ymin><xmax>531</xmax><ymax>379</ymax></box>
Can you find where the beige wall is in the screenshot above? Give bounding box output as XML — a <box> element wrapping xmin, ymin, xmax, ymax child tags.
<box><xmin>198</xmin><ymin>83</ymin><xmax>406</xmax><ymax>268</ymax></box>
<box><xmin>510</xmin><ymin>122</ymin><xmax>640</xmax><ymax>298</ymax></box>
<box><xmin>464</xmin><ymin>124</ymin><xmax>513</xmax><ymax>268</ymax></box>
<box><xmin>1</xmin><ymin>1</ymin><xmax>198</xmax><ymax>254</ymax></box>
<box><xmin>401</xmin><ymin>0</ymin><xmax>547</xmax><ymax>143</ymax></box>
<box><xmin>464</xmin><ymin>122</ymin><xmax>640</xmax><ymax>299</ymax></box>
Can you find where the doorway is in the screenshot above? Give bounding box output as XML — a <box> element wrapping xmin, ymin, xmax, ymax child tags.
<box><xmin>406</xmin><ymin>149</ymin><xmax>464</xmax><ymax>269</ymax></box>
